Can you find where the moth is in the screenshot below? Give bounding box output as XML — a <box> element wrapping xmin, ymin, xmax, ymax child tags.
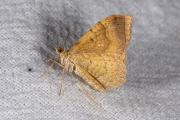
<box><xmin>40</xmin><ymin>14</ymin><xmax>133</xmax><ymax>105</ymax></box>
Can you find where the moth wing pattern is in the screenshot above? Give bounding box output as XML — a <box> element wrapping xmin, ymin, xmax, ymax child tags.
<box><xmin>68</xmin><ymin>15</ymin><xmax>133</xmax><ymax>90</ymax></box>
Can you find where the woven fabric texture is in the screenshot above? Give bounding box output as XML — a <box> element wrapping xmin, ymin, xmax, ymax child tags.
<box><xmin>0</xmin><ymin>0</ymin><xmax>180</xmax><ymax>120</ymax></box>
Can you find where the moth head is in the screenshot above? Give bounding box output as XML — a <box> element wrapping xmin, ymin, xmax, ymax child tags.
<box><xmin>55</xmin><ymin>46</ymin><xmax>65</xmax><ymax>54</ymax></box>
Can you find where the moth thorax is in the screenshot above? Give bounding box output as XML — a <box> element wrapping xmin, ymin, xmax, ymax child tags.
<box><xmin>61</xmin><ymin>57</ymin><xmax>74</xmax><ymax>72</ymax></box>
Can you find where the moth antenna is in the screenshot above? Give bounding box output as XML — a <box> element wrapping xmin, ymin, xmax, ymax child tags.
<box><xmin>63</xmin><ymin>24</ymin><xmax>71</xmax><ymax>47</ymax></box>
<box><xmin>58</xmin><ymin>44</ymin><xmax>64</xmax><ymax>50</ymax></box>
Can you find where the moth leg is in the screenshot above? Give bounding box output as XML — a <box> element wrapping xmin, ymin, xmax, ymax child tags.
<box><xmin>47</xmin><ymin>59</ymin><xmax>65</xmax><ymax>96</ymax></box>
<box><xmin>44</xmin><ymin>54</ymin><xmax>58</xmax><ymax>63</ymax></box>
<box><xmin>69</xmin><ymin>72</ymin><xmax>99</xmax><ymax>106</ymax></box>
<box><xmin>39</xmin><ymin>54</ymin><xmax>60</xmax><ymax>78</ymax></box>
<box><xmin>39</xmin><ymin>62</ymin><xmax>55</xmax><ymax>78</ymax></box>
<box><xmin>58</xmin><ymin>68</ymin><xmax>65</xmax><ymax>96</ymax></box>
<box><xmin>39</xmin><ymin>58</ymin><xmax>64</xmax><ymax>78</ymax></box>
<box><xmin>74</xmin><ymin>65</ymin><xmax>106</xmax><ymax>92</ymax></box>
<box><xmin>49</xmin><ymin>59</ymin><xmax>64</xmax><ymax>67</ymax></box>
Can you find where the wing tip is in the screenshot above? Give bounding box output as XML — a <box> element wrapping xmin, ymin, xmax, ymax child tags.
<box><xmin>109</xmin><ymin>14</ymin><xmax>133</xmax><ymax>18</ymax></box>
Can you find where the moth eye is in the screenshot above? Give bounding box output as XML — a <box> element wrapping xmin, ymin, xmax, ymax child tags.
<box><xmin>59</xmin><ymin>49</ymin><xmax>62</xmax><ymax>52</ymax></box>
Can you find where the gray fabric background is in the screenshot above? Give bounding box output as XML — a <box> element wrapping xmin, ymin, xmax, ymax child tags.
<box><xmin>0</xmin><ymin>0</ymin><xmax>180</xmax><ymax>120</ymax></box>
